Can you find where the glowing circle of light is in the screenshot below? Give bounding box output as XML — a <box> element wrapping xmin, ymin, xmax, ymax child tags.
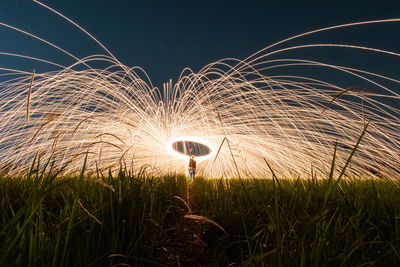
<box><xmin>167</xmin><ymin>136</ymin><xmax>216</xmax><ymax>162</ymax></box>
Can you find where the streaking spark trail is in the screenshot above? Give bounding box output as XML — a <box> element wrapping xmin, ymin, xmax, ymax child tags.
<box><xmin>0</xmin><ymin>3</ymin><xmax>399</xmax><ymax>178</ymax></box>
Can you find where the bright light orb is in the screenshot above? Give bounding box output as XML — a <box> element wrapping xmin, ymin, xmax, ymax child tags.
<box><xmin>167</xmin><ymin>136</ymin><xmax>216</xmax><ymax>161</ymax></box>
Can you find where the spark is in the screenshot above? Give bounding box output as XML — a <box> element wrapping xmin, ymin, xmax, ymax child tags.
<box><xmin>0</xmin><ymin>9</ymin><xmax>399</xmax><ymax>178</ymax></box>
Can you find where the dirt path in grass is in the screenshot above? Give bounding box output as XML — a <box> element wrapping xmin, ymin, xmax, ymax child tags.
<box><xmin>161</xmin><ymin>180</ymin><xmax>218</xmax><ymax>266</ymax></box>
<box><xmin>186</xmin><ymin>180</ymin><xmax>194</xmax><ymax>210</ymax></box>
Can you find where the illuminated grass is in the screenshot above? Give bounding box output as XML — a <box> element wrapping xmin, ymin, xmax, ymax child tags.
<box><xmin>1</xmin><ymin>164</ymin><xmax>399</xmax><ymax>266</ymax></box>
<box><xmin>192</xmin><ymin>177</ymin><xmax>400</xmax><ymax>266</ymax></box>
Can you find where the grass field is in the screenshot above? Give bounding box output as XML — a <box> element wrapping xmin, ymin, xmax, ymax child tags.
<box><xmin>1</xmin><ymin>159</ymin><xmax>400</xmax><ymax>266</ymax></box>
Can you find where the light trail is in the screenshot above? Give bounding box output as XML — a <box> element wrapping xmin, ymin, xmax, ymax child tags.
<box><xmin>0</xmin><ymin>10</ymin><xmax>399</xmax><ymax>178</ymax></box>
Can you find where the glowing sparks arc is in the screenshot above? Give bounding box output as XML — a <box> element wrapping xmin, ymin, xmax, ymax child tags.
<box><xmin>0</xmin><ymin>8</ymin><xmax>399</xmax><ymax>178</ymax></box>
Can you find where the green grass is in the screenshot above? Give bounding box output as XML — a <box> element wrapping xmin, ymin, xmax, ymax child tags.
<box><xmin>0</xmin><ymin>166</ymin><xmax>187</xmax><ymax>266</ymax></box>
<box><xmin>1</xmin><ymin>163</ymin><xmax>400</xmax><ymax>266</ymax></box>
<box><xmin>192</xmin><ymin>177</ymin><xmax>400</xmax><ymax>266</ymax></box>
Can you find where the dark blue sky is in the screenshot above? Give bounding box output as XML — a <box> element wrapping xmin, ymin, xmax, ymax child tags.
<box><xmin>0</xmin><ymin>0</ymin><xmax>399</xmax><ymax>87</ymax></box>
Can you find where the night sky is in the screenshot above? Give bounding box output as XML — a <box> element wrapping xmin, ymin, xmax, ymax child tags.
<box><xmin>0</xmin><ymin>0</ymin><xmax>399</xmax><ymax>88</ymax></box>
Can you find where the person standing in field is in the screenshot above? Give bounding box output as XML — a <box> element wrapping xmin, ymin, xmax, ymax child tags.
<box><xmin>189</xmin><ymin>155</ymin><xmax>196</xmax><ymax>181</ymax></box>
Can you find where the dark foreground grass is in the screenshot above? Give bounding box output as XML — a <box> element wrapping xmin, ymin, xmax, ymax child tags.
<box><xmin>192</xmin><ymin>177</ymin><xmax>400</xmax><ymax>266</ymax></box>
<box><xmin>1</xmin><ymin>169</ymin><xmax>400</xmax><ymax>266</ymax></box>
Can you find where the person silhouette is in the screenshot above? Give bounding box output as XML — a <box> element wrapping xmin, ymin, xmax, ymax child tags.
<box><xmin>188</xmin><ymin>155</ymin><xmax>196</xmax><ymax>181</ymax></box>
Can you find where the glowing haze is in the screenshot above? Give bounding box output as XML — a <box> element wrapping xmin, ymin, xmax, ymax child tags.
<box><xmin>0</xmin><ymin>2</ymin><xmax>399</xmax><ymax>178</ymax></box>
